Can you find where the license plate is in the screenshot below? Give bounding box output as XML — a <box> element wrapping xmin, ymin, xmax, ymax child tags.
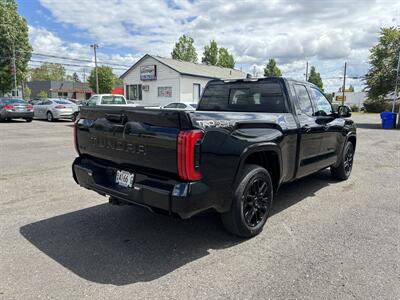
<box><xmin>115</xmin><ymin>170</ymin><xmax>134</xmax><ymax>188</ymax></box>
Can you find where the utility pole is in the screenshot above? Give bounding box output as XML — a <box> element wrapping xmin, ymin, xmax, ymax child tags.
<box><xmin>305</xmin><ymin>61</ymin><xmax>309</xmax><ymax>81</ymax></box>
<box><xmin>392</xmin><ymin>51</ymin><xmax>400</xmax><ymax>113</ymax></box>
<box><xmin>90</xmin><ymin>44</ymin><xmax>99</xmax><ymax>94</ymax></box>
<box><xmin>82</xmin><ymin>67</ymin><xmax>87</xmax><ymax>82</ymax></box>
<box><xmin>342</xmin><ymin>62</ymin><xmax>347</xmax><ymax>106</ymax></box>
<box><xmin>253</xmin><ymin>65</ymin><xmax>256</xmax><ymax>78</ymax></box>
<box><xmin>12</xmin><ymin>44</ymin><xmax>17</xmax><ymax>97</ymax></box>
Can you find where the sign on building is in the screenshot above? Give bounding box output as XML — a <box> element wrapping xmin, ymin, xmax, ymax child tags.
<box><xmin>140</xmin><ymin>65</ymin><xmax>157</xmax><ymax>81</ymax></box>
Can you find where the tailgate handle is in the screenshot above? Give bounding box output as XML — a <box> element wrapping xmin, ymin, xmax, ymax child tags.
<box><xmin>105</xmin><ymin>113</ymin><xmax>128</xmax><ymax>124</ymax></box>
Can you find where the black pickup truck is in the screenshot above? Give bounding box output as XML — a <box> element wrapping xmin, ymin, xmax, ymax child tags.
<box><xmin>72</xmin><ymin>77</ymin><xmax>356</xmax><ymax>237</ymax></box>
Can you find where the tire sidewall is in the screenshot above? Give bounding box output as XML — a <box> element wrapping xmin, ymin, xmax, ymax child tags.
<box><xmin>47</xmin><ymin>112</ymin><xmax>53</xmax><ymax>122</ymax></box>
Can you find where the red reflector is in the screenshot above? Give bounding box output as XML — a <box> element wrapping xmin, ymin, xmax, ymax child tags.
<box><xmin>4</xmin><ymin>105</ymin><xmax>14</xmax><ymax>109</ymax></box>
<box><xmin>177</xmin><ymin>130</ymin><xmax>203</xmax><ymax>181</ymax></box>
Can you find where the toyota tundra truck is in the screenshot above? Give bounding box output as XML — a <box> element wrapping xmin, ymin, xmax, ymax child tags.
<box><xmin>72</xmin><ymin>77</ymin><xmax>356</xmax><ymax>237</ymax></box>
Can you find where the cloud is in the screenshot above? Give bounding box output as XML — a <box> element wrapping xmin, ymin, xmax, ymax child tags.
<box><xmin>33</xmin><ymin>0</ymin><xmax>400</xmax><ymax>91</ymax></box>
<box><xmin>28</xmin><ymin>25</ymin><xmax>140</xmax><ymax>76</ymax></box>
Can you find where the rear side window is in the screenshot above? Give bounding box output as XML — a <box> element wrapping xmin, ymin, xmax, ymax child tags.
<box><xmin>101</xmin><ymin>96</ymin><xmax>125</xmax><ymax>104</ymax></box>
<box><xmin>0</xmin><ymin>98</ymin><xmax>25</xmax><ymax>104</ymax></box>
<box><xmin>55</xmin><ymin>100</ymin><xmax>70</xmax><ymax>104</ymax></box>
<box><xmin>293</xmin><ymin>84</ymin><xmax>313</xmax><ymax>116</ymax></box>
<box><xmin>198</xmin><ymin>81</ymin><xmax>287</xmax><ymax>112</ymax></box>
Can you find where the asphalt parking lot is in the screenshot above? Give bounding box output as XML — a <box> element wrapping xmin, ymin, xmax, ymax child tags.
<box><xmin>1</xmin><ymin>114</ymin><xmax>399</xmax><ymax>299</ymax></box>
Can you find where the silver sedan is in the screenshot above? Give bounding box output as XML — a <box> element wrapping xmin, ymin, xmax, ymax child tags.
<box><xmin>33</xmin><ymin>98</ymin><xmax>79</xmax><ymax>121</ymax></box>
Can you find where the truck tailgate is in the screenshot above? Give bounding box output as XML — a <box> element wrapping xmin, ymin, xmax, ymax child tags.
<box><xmin>76</xmin><ymin>106</ymin><xmax>192</xmax><ymax>176</ymax></box>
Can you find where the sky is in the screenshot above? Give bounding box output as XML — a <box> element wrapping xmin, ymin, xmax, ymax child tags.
<box><xmin>18</xmin><ymin>0</ymin><xmax>400</xmax><ymax>93</ymax></box>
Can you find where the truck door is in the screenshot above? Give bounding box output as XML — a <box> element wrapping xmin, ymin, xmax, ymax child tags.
<box><xmin>292</xmin><ymin>84</ymin><xmax>325</xmax><ymax>178</ymax></box>
<box><xmin>308</xmin><ymin>87</ymin><xmax>340</xmax><ymax>167</ymax></box>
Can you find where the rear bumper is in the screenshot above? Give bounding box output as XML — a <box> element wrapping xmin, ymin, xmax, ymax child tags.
<box><xmin>2</xmin><ymin>111</ymin><xmax>34</xmax><ymax>119</ymax></box>
<box><xmin>72</xmin><ymin>156</ymin><xmax>213</xmax><ymax>219</ymax></box>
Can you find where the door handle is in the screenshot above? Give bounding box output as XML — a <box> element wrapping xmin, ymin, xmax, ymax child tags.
<box><xmin>301</xmin><ymin>124</ymin><xmax>312</xmax><ymax>132</ymax></box>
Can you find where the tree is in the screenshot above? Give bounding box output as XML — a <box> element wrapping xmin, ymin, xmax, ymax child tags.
<box><xmin>66</xmin><ymin>72</ymin><xmax>80</xmax><ymax>82</ymax></box>
<box><xmin>23</xmin><ymin>86</ymin><xmax>31</xmax><ymax>100</ymax></box>
<box><xmin>171</xmin><ymin>35</ymin><xmax>198</xmax><ymax>63</ymax></box>
<box><xmin>201</xmin><ymin>40</ymin><xmax>235</xmax><ymax>68</ymax></box>
<box><xmin>263</xmin><ymin>59</ymin><xmax>282</xmax><ymax>77</ymax></box>
<box><xmin>307</xmin><ymin>66</ymin><xmax>324</xmax><ymax>91</ymax></box>
<box><xmin>88</xmin><ymin>66</ymin><xmax>116</xmax><ymax>94</ymax></box>
<box><xmin>217</xmin><ymin>47</ymin><xmax>235</xmax><ymax>68</ymax></box>
<box><xmin>30</xmin><ymin>63</ymin><xmax>66</xmax><ymax>81</ymax></box>
<box><xmin>37</xmin><ymin>90</ymin><xmax>48</xmax><ymax>98</ymax></box>
<box><xmin>72</xmin><ymin>72</ymin><xmax>80</xmax><ymax>82</ymax></box>
<box><xmin>325</xmin><ymin>92</ymin><xmax>333</xmax><ymax>103</ymax></box>
<box><xmin>202</xmin><ymin>40</ymin><xmax>218</xmax><ymax>65</ymax></box>
<box><xmin>0</xmin><ymin>0</ymin><xmax>32</xmax><ymax>94</ymax></box>
<box><xmin>365</xmin><ymin>27</ymin><xmax>400</xmax><ymax>99</ymax></box>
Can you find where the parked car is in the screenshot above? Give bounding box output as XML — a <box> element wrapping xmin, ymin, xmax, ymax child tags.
<box><xmin>0</xmin><ymin>98</ymin><xmax>34</xmax><ymax>122</ymax></box>
<box><xmin>162</xmin><ymin>102</ymin><xmax>197</xmax><ymax>110</ymax></box>
<box><xmin>33</xmin><ymin>98</ymin><xmax>79</xmax><ymax>121</ymax></box>
<box><xmin>82</xmin><ymin>94</ymin><xmax>128</xmax><ymax>106</ymax></box>
<box><xmin>72</xmin><ymin>77</ymin><xmax>356</xmax><ymax>238</ymax></box>
<box><xmin>28</xmin><ymin>99</ymin><xmax>42</xmax><ymax>106</ymax></box>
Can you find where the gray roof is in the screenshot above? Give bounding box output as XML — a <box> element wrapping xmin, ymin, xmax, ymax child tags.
<box><xmin>120</xmin><ymin>54</ymin><xmax>246</xmax><ymax>80</ymax></box>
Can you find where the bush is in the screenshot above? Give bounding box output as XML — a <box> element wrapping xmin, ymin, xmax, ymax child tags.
<box><xmin>363</xmin><ymin>99</ymin><xmax>390</xmax><ymax>113</ymax></box>
<box><xmin>350</xmin><ymin>104</ymin><xmax>359</xmax><ymax>112</ymax></box>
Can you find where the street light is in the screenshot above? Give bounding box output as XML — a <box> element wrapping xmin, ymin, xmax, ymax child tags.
<box><xmin>90</xmin><ymin>44</ymin><xmax>99</xmax><ymax>94</ymax></box>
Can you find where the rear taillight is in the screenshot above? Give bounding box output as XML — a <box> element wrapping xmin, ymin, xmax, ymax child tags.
<box><xmin>177</xmin><ymin>130</ymin><xmax>204</xmax><ymax>181</ymax></box>
<box><xmin>55</xmin><ymin>105</ymin><xmax>65</xmax><ymax>109</ymax></box>
<box><xmin>27</xmin><ymin>105</ymin><xmax>33</xmax><ymax>110</ymax></box>
<box><xmin>4</xmin><ymin>105</ymin><xmax>14</xmax><ymax>110</ymax></box>
<box><xmin>74</xmin><ymin>120</ymin><xmax>80</xmax><ymax>155</ymax></box>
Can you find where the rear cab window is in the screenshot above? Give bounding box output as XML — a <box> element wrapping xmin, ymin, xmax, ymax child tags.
<box><xmin>198</xmin><ymin>79</ymin><xmax>288</xmax><ymax>113</ymax></box>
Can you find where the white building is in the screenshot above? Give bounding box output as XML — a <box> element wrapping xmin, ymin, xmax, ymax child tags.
<box><xmin>120</xmin><ymin>54</ymin><xmax>247</xmax><ymax>106</ymax></box>
<box><xmin>334</xmin><ymin>91</ymin><xmax>368</xmax><ymax>107</ymax></box>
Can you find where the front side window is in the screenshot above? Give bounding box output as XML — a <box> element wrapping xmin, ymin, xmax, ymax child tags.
<box><xmin>87</xmin><ymin>96</ymin><xmax>98</xmax><ymax>106</ymax></box>
<box><xmin>164</xmin><ymin>103</ymin><xmax>177</xmax><ymax>108</ymax></box>
<box><xmin>293</xmin><ymin>84</ymin><xmax>313</xmax><ymax>116</ymax></box>
<box><xmin>310</xmin><ymin>88</ymin><xmax>333</xmax><ymax>116</ymax></box>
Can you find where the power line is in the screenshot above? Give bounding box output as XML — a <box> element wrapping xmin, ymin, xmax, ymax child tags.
<box><xmin>29</xmin><ymin>59</ymin><xmax>128</xmax><ymax>70</ymax></box>
<box><xmin>32</xmin><ymin>52</ymin><xmax>132</xmax><ymax>68</ymax></box>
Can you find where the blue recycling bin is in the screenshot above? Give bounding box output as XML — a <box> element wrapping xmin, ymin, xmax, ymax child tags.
<box><xmin>380</xmin><ymin>112</ymin><xmax>397</xmax><ymax>129</ymax></box>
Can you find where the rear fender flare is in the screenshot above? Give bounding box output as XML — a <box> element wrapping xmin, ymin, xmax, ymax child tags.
<box><xmin>233</xmin><ymin>143</ymin><xmax>283</xmax><ymax>191</ymax></box>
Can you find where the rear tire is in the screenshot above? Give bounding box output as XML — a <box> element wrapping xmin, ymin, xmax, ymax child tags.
<box><xmin>46</xmin><ymin>111</ymin><xmax>54</xmax><ymax>122</ymax></box>
<box><xmin>221</xmin><ymin>164</ymin><xmax>273</xmax><ymax>238</ymax></box>
<box><xmin>331</xmin><ymin>141</ymin><xmax>354</xmax><ymax>180</ymax></box>
<box><xmin>25</xmin><ymin>118</ymin><xmax>33</xmax><ymax>122</ymax></box>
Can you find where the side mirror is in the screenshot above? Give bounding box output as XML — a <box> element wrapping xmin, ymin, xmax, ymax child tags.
<box><xmin>338</xmin><ymin>105</ymin><xmax>351</xmax><ymax>118</ymax></box>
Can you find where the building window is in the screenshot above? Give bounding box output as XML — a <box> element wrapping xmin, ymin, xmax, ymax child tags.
<box><xmin>193</xmin><ymin>83</ymin><xmax>201</xmax><ymax>102</ymax></box>
<box><xmin>158</xmin><ymin>87</ymin><xmax>172</xmax><ymax>97</ymax></box>
<box><xmin>126</xmin><ymin>84</ymin><xmax>142</xmax><ymax>100</ymax></box>
<box><xmin>58</xmin><ymin>92</ymin><xmax>68</xmax><ymax>98</ymax></box>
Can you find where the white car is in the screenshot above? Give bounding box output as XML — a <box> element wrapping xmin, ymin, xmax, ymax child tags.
<box><xmin>162</xmin><ymin>102</ymin><xmax>197</xmax><ymax>110</ymax></box>
<box><xmin>84</xmin><ymin>94</ymin><xmax>128</xmax><ymax>106</ymax></box>
<box><xmin>33</xmin><ymin>98</ymin><xmax>79</xmax><ymax>121</ymax></box>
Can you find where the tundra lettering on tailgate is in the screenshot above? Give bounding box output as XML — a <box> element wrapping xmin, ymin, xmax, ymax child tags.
<box><xmin>90</xmin><ymin>135</ymin><xmax>147</xmax><ymax>155</ymax></box>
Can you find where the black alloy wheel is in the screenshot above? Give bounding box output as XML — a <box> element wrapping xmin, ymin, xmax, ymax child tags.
<box><xmin>343</xmin><ymin>144</ymin><xmax>354</xmax><ymax>176</ymax></box>
<box><xmin>242</xmin><ymin>177</ymin><xmax>270</xmax><ymax>227</ymax></box>
<box><xmin>331</xmin><ymin>141</ymin><xmax>355</xmax><ymax>180</ymax></box>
